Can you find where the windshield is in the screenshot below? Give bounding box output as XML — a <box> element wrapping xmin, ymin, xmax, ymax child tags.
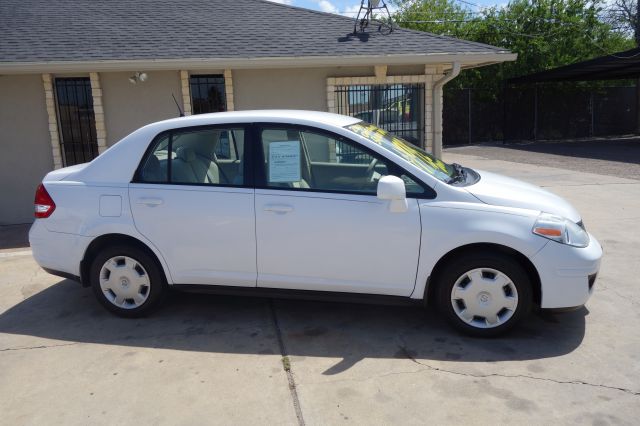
<box><xmin>345</xmin><ymin>122</ymin><xmax>455</xmax><ymax>183</ymax></box>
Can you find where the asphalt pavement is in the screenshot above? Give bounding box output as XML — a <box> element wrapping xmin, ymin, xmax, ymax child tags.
<box><xmin>446</xmin><ymin>138</ymin><xmax>640</xmax><ymax>180</ymax></box>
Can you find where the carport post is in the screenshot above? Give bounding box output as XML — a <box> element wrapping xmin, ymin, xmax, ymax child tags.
<box><xmin>468</xmin><ymin>88</ymin><xmax>472</xmax><ymax>145</ymax></box>
<box><xmin>590</xmin><ymin>91</ymin><xmax>594</xmax><ymax>137</ymax></box>
<box><xmin>636</xmin><ymin>78</ymin><xmax>640</xmax><ymax>134</ymax></box>
<box><xmin>533</xmin><ymin>84</ymin><xmax>538</xmax><ymax>141</ymax></box>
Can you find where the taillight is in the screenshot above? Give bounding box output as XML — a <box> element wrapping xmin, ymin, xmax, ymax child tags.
<box><xmin>34</xmin><ymin>183</ymin><xmax>56</xmax><ymax>218</ymax></box>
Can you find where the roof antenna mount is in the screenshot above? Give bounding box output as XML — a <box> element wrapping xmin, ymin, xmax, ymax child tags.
<box><xmin>353</xmin><ymin>0</ymin><xmax>393</xmax><ymax>35</ymax></box>
<box><xmin>172</xmin><ymin>93</ymin><xmax>185</xmax><ymax>117</ymax></box>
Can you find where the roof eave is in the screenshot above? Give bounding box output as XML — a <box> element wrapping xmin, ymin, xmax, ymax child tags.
<box><xmin>0</xmin><ymin>52</ymin><xmax>516</xmax><ymax>74</ymax></box>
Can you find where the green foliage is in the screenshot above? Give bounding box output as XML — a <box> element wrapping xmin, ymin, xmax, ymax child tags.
<box><xmin>391</xmin><ymin>0</ymin><xmax>634</xmax><ymax>90</ymax></box>
<box><xmin>391</xmin><ymin>0</ymin><xmax>473</xmax><ymax>38</ymax></box>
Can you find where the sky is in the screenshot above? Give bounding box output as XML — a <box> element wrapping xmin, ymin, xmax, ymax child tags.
<box><xmin>265</xmin><ymin>0</ymin><xmax>500</xmax><ymax>16</ymax></box>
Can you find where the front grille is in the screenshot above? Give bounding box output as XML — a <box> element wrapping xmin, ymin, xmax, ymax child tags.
<box><xmin>588</xmin><ymin>273</ymin><xmax>597</xmax><ymax>290</ymax></box>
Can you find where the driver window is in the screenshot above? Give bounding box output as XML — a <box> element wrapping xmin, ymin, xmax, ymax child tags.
<box><xmin>260</xmin><ymin>127</ymin><xmax>425</xmax><ymax>196</ymax></box>
<box><xmin>304</xmin><ymin>131</ymin><xmax>388</xmax><ymax>194</ymax></box>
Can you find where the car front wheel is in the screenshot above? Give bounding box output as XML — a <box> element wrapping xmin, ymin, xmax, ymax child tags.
<box><xmin>89</xmin><ymin>245</ymin><xmax>166</xmax><ymax>317</ymax></box>
<box><xmin>436</xmin><ymin>252</ymin><xmax>532</xmax><ymax>337</ymax></box>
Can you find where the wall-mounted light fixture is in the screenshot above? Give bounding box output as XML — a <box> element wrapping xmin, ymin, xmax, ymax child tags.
<box><xmin>129</xmin><ymin>72</ymin><xmax>148</xmax><ymax>84</ymax></box>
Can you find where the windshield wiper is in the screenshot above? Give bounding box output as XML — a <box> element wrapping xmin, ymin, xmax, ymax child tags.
<box><xmin>449</xmin><ymin>163</ymin><xmax>467</xmax><ymax>184</ymax></box>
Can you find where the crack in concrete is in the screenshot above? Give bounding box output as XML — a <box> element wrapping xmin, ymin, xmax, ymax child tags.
<box><xmin>395</xmin><ymin>346</ymin><xmax>640</xmax><ymax>397</ymax></box>
<box><xmin>269</xmin><ymin>299</ymin><xmax>305</xmax><ymax>426</ymax></box>
<box><xmin>303</xmin><ymin>347</ymin><xmax>639</xmax><ymax>398</ymax></box>
<box><xmin>0</xmin><ymin>342</ymin><xmax>78</xmax><ymax>352</ymax></box>
<box><xmin>598</xmin><ymin>284</ymin><xmax>640</xmax><ymax>307</ymax></box>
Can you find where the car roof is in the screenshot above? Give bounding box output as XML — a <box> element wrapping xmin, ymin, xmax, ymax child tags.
<box><xmin>151</xmin><ymin>110</ymin><xmax>361</xmax><ymax>130</ymax></box>
<box><xmin>69</xmin><ymin>110</ymin><xmax>361</xmax><ymax>184</ymax></box>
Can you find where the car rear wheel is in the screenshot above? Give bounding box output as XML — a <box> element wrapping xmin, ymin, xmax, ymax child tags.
<box><xmin>89</xmin><ymin>245</ymin><xmax>166</xmax><ymax>317</ymax></box>
<box><xmin>436</xmin><ymin>252</ymin><xmax>532</xmax><ymax>337</ymax></box>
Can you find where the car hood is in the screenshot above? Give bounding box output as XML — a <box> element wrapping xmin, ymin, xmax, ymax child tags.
<box><xmin>465</xmin><ymin>170</ymin><xmax>581</xmax><ymax>223</ymax></box>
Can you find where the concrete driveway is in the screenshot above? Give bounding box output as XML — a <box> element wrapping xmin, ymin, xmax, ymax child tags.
<box><xmin>1</xmin><ymin>148</ymin><xmax>639</xmax><ymax>425</ymax></box>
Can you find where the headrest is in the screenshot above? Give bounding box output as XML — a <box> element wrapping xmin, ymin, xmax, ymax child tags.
<box><xmin>176</xmin><ymin>146</ymin><xmax>196</xmax><ymax>162</ymax></box>
<box><xmin>145</xmin><ymin>154</ymin><xmax>160</xmax><ymax>169</ymax></box>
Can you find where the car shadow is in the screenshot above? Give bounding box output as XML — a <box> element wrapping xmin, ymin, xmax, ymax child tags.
<box><xmin>0</xmin><ymin>224</ymin><xmax>31</xmax><ymax>251</ymax></box>
<box><xmin>0</xmin><ymin>279</ymin><xmax>587</xmax><ymax>374</ymax></box>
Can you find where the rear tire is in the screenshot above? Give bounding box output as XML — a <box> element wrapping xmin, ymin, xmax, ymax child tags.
<box><xmin>89</xmin><ymin>245</ymin><xmax>166</xmax><ymax>317</ymax></box>
<box><xmin>435</xmin><ymin>251</ymin><xmax>532</xmax><ymax>337</ymax></box>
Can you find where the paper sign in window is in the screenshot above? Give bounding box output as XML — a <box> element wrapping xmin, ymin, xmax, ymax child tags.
<box><xmin>269</xmin><ymin>141</ymin><xmax>301</xmax><ymax>183</ymax></box>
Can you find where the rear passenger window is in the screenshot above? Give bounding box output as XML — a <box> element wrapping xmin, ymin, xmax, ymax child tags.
<box><xmin>137</xmin><ymin>127</ymin><xmax>246</xmax><ymax>186</ymax></box>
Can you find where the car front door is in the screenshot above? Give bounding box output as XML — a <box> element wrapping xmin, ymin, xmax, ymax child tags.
<box><xmin>254</xmin><ymin>125</ymin><xmax>425</xmax><ymax>296</ymax></box>
<box><xmin>129</xmin><ymin>125</ymin><xmax>256</xmax><ymax>287</ymax></box>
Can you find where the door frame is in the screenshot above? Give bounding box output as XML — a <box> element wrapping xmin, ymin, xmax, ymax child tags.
<box><xmin>250</xmin><ymin>122</ymin><xmax>435</xmax><ymax>199</ymax></box>
<box><xmin>130</xmin><ymin>122</ymin><xmax>256</xmax><ymax>188</ymax></box>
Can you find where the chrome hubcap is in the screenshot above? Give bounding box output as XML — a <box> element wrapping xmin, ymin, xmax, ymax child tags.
<box><xmin>450</xmin><ymin>268</ymin><xmax>518</xmax><ymax>329</ymax></box>
<box><xmin>99</xmin><ymin>256</ymin><xmax>150</xmax><ymax>309</ymax></box>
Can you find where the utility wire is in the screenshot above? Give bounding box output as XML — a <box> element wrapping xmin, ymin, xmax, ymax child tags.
<box><xmin>397</xmin><ymin>15</ymin><xmax>636</xmax><ymax>58</ymax></box>
<box><xmin>454</xmin><ymin>0</ymin><xmax>482</xmax><ymax>9</ymax></box>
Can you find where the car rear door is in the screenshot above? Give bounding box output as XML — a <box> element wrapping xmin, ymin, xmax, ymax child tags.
<box><xmin>129</xmin><ymin>124</ymin><xmax>256</xmax><ymax>287</ymax></box>
<box><xmin>254</xmin><ymin>124</ymin><xmax>423</xmax><ymax>296</ymax></box>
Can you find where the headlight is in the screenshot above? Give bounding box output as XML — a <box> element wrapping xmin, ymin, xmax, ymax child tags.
<box><xmin>532</xmin><ymin>213</ymin><xmax>589</xmax><ymax>248</ymax></box>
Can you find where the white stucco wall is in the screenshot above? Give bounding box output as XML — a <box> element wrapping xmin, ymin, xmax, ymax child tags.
<box><xmin>101</xmin><ymin>71</ymin><xmax>182</xmax><ymax>146</ymax></box>
<box><xmin>0</xmin><ymin>75</ymin><xmax>53</xmax><ymax>225</ymax></box>
<box><xmin>233</xmin><ymin>65</ymin><xmax>425</xmax><ymax>111</ymax></box>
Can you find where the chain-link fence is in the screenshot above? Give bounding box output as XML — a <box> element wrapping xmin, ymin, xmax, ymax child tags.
<box><xmin>443</xmin><ymin>85</ymin><xmax>637</xmax><ymax>145</ymax></box>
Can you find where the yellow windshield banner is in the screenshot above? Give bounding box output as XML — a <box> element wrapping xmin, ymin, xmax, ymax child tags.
<box><xmin>348</xmin><ymin>123</ymin><xmax>450</xmax><ymax>177</ymax></box>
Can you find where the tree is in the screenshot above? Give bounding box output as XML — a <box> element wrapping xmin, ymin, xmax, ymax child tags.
<box><xmin>392</xmin><ymin>0</ymin><xmax>633</xmax><ymax>90</ymax></box>
<box><xmin>606</xmin><ymin>0</ymin><xmax>640</xmax><ymax>44</ymax></box>
<box><xmin>391</xmin><ymin>0</ymin><xmax>473</xmax><ymax>39</ymax></box>
<box><xmin>605</xmin><ymin>0</ymin><xmax>640</xmax><ymax>132</ymax></box>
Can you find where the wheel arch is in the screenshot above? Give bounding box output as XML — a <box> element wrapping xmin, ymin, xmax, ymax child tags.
<box><xmin>424</xmin><ymin>242</ymin><xmax>542</xmax><ymax>306</ymax></box>
<box><xmin>80</xmin><ymin>233</ymin><xmax>170</xmax><ymax>287</ymax></box>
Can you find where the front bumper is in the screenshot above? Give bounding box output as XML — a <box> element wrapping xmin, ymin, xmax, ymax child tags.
<box><xmin>530</xmin><ymin>233</ymin><xmax>602</xmax><ymax>309</ymax></box>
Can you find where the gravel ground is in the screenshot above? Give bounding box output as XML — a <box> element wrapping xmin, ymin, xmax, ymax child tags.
<box><xmin>445</xmin><ymin>138</ymin><xmax>640</xmax><ymax>181</ymax></box>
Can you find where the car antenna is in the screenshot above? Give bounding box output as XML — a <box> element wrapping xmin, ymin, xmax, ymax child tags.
<box><xmin>171</xmin><ymin>93</ymin><xmax>185</xmax><ymax>117</ymax></box>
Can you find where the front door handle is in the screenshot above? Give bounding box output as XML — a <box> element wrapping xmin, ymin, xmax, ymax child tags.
<box><xmin>137</xmin><ymin>197</ymin><xmax>163</xmax><ymax>207</ymax></box>
<box><xmin>263</xmin><ymin>204</ymin><xmax>294</xmax><ymax>214</ymax></box>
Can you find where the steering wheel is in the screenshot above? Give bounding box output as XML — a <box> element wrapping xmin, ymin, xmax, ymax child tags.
<box><xmin>365</xmin><ymin>157</ymin><xmax>379</xmax><ymax>182</ymax></box>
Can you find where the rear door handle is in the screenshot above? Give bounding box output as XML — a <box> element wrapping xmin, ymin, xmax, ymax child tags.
<box><xmin>263</xmin><ymin>204</ymin><xmax>294</xmax><ymax>214</ymax></box>
<box><xmin>137</xmin><ymin>197</ymin><xmax>163</xmax><ymax>207</ymax></box>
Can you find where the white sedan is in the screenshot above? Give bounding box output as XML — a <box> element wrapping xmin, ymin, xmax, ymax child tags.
<box><xmin>29</xmin><ymin>110</ymin><xmax>602</xmax><ymax>336</ymax></box>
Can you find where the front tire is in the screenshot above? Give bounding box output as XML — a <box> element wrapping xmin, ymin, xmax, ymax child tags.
<box><xmin>89</xmin><ymin>245</ymin><xmax>166</xmax><ymax>317</ymax></box>
<box><xmin>435</xmin><ymin>252</ymin><xmax>532</xmax><ymax>337</ymax></box>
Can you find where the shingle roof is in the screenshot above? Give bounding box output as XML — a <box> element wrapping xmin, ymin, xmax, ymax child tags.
<box><xmin>0</xmin><ymin>0</ymin><xmax>510</xmax><ymax>63</ymax></box>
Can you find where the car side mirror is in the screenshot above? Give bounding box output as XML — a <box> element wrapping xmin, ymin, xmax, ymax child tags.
<box><xmin>377</xmin><ymin>175</ymin><xmax>408</xmax><ymax>213</ymax></box>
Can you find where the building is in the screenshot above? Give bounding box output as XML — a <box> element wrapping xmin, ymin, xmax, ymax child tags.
<box><xmin>0</xmin><ymin>0</ymin><xmax>515</xmax><ymax>225</ymax></box>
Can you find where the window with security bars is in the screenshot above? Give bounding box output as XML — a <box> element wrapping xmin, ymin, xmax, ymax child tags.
<box><xmin>54</xmin><ymin>77</ymin><xmax>99</xmax><ymax>166</ymax></box>
<box><xmin>334</xmin><ymin>83</ymin><xmax>425</xmax><ymax>149</ymax></box>
<box><xmin>189</xmin><ymin>74</ymin><xmax>228</xmax><ymax>157</ymax></box>
<box><xmin>190</xmin><ymin>74</ymin><xmax>227</xmax><ymax>115</ymax></box>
